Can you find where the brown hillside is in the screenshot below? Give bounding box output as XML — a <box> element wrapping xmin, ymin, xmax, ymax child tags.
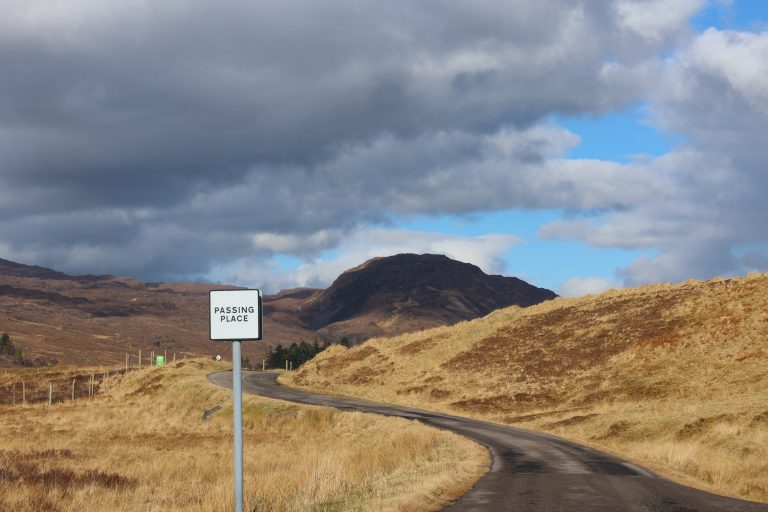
<box><xmin>300</xmin><ymin>253</ymin><xmax>556</xmax><ymax>341</ymax></box>
<box><xmin>1</xmin><ymin>254</ymin><xmax>554</xmax><ymax>365</ymax></box>
<box><xmin>284</xmin><ymin>274</ymin><xmax>768</xmax><ymax>503</ymax></box>
<box><xmin>0</xmin><ymin>262</ymin><xmax>315</xmax><ymax>366</ymax></box>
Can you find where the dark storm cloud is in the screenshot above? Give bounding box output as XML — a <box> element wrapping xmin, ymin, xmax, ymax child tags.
<box><xmin>0</xmin><ymin>0</ymin><xmax>706</xmax><ymax>279</ymax></box>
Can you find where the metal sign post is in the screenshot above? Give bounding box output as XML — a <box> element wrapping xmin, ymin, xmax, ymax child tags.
<box><xmin>232</xmin><ymin>339</ymin><xmax>243</xmax><ymax>512</ymax></box>
<box><xmin>209</xmin><ymin>289</ymin><xmax>263</xmax><ymax>512</ymax></box>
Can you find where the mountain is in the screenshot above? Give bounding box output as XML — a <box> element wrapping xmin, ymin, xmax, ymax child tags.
<box><xmin>0</xmin><ymin>260</ymin><xmax>315</xmax><ymax>366</ymax></box>
<box><xmin>284</xmin><ymin>273</ymin><xmax>768</xmax><ymax>504</ymax></box>
<box><xmin>0</xmin><ymin>257</ymin><xmax>78</xmax><ymax>281</ymax></box>
<box><xmin>0</xmin><ymin>254</ymin><xmax>554</xmax><ymax>365</ymax></box>
<box><xmin>299</xmin><ymin>253</ymin><xmax>556</xmax><ymax>341</ymax></box>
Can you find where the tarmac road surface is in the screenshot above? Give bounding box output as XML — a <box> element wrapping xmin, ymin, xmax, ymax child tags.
<box><xmin>209</xmin><ymin>371</ymin><xmax>768</xmax><ymax>512</ymax></box>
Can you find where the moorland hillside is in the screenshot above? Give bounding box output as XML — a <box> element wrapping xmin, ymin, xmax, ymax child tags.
<box><xmin>284</xmin><ymin>274</ymin><xmax>768</xmax><ymax>503</ymax></box>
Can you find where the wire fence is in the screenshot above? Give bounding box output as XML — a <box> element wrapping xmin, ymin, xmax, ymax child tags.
<box><xmin>0</xmin><ymin>367</ymin><xmax>135</xmax><ymax>406</ymax></box>
<box><xmin>0</xmin><ymin>350</ymin><xmax>190</xmax><ymax>406</ymax></box>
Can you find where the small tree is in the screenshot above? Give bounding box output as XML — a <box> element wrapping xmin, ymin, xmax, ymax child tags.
<box><xmin>0</xmin><ymin>333</ymin><xmax>9</xmax><ymax>355</ymax></box>
<box><xmin>267</xmin><ymin>344</ymin><xmax>287</xmax><ymax>369</ymax></box>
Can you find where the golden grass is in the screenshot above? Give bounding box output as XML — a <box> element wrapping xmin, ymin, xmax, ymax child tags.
<box><xmin>283</xmin><ymin>273</ymin><xmax>768</xmax><ymax>503</ymax></box>
<box><xmin>0</xmin><ymin>359</ymin><xmax>487</xmax><ymax>512</ymax></box>
<box><xmin>0</xmin><ymin>365</ymin><xmax>122</xmax><ymax>405</ymax></box>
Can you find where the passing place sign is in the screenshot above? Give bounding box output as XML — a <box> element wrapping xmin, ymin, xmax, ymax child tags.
<box><xmin>209</xmin><ymin>289</ymin><xmax>263</xmax><ymax>341</ymax></box>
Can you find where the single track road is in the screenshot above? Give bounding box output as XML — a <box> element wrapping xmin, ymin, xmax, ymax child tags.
<box><xmin>209</xmin><ymin>371</ymin><xmax>768</xmax><ymax>512</ymax></box>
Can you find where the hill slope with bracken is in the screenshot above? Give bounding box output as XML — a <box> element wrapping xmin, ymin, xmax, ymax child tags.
<box><xmin>299</xmin><ymin>253</ymin><xmax>556</xmax><ymax>341</ymax></box>
<box><xmin>284</xmin><ymin>274</ymin><xmax>768</xmax><ymax>503</ymax></box>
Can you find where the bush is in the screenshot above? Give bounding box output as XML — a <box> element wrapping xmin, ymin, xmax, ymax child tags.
<box><xmin>266</xmin><ymin>339</ymin><xmax>330</xmax><ymax>369</ymax></box>
<box><xmin>0</xmin><ymin>332</ymin><xmax>23</xmax><ymax>362</ymax></box>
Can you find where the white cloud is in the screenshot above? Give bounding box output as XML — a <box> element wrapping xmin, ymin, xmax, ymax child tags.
<box><xmin>0</xmin><ymin>0</ymin><xmax>701</xmax><ymax>281</ymax></box>
<box><xmin>686</xmin><ymin>28</ymin><xmax>768</xmax><ymax>110</ymax></box>
<box><xmin>251</xmin><ymin>230</ymin><xmax>344</xmax><ymax>254</ymax></box>
<box><xmin>558</xmin><ymin>276</ymin><xmax>622</xmax><ymax>297</ymax></box>
<box><xmin>208</xmin><ymin>228</ymin><xmax>521</xmax><ymax>292</ymax></box>
<box><xmin>541</xmin><ymin>26</ymin><xmax>768</xmax><ymax>286</ymax></box>
<box><xmin>616</xmin><ymin>0</ymin><xmax>703</xmax><ymax>43</ymax></box>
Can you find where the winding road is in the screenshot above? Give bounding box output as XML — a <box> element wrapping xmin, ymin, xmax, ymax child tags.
<box><xmin>209</xmin><ymin>371</ymin><xmax>768</xmax><ymax>512</ymax></box>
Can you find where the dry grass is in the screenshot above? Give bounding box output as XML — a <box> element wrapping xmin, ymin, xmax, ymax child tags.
<box><xmin>283</xmin><ymin>273</ymin><xmax>768</xmax><ymax>503</ymax></box>
<box><xmin>0</xmin><ymin>359</ymin><xmax>487</xmax><ymax>512</ymax></box>
<box><xmin>0</xmin><ymin>365</ymin><xmax>124</xmax><ymax>405</ymax></box>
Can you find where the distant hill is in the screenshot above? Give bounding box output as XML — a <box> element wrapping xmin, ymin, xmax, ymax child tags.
<box><xmin>299</xmin><ymin>253</ymin><xmax>556</xmax><ymax>341</ymax></box>
<box><xmin>0</xmin><ymin>254</ymin><xmax>554</xmax><ymax>365</ymax></box>
<box><xmin>0</xmin><ymin>257</ymin><xmax>78</xmax><ymax>281</ymax></box>
<box><xmin>0</xmin><ymin>260</ymin><xmax>315</xmax><ymax>366</ymax></box>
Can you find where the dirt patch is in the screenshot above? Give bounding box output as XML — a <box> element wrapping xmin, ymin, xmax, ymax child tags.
<box><xmin>502</xmin><ymin>408</ymin><xmax>585</xmax><ymax>424</ymax></box>
<box><xmin>0</xmin><ymin>452</ymin><xmax>136</xmax><ymax>490</ymax></box>
<box><xmin>319</xmin><ymin>346</ymin><xmax>380</xmax><ymax>373</ymax></box>
<box><xmin>594</xmin><ymin>420</ymin><xmax>632</xmax><ymax>440</ymax></box>
<box><xmin>736</xmin><ymin>350</ymin><xmax>765</xmax><ymax>362</ymax></box>
<box><xmin>451</xmin><ymin>392</ymin><xmax>556</xmax><ymax>414</ymax></box>
<box><xmin>677</xmin><ymin>414</ymin><xmax>735</xmax><ymax>439</ymax></box>
<box><xmin>125</xmin><ymin>383</ymin><xmax>163</xmax><ymax>398</ymax></box>
<box><xmin>398</xmin><ymin>336</ymin><xmax>439</xmax><ymax>356</ymax></box>
<box><xmin>543</xmin><ymin>413</ymin><xmax>599</xmax><ymax>429</ymax></box>
<box><xmin>575</xmin><ymin>390</ymin><xmax>612</xmax><ymax>406</ymax></box>
<box><xmin>342</xmin><ymin>366</ymin><xmax>386</xmax><ymax>385</ymax></box>
<box><xmin>637</xmin><ymin>332</ymin><xmax>682</xmax><ymax>349</ymax></box>
<box><xmin>397</xmin><ymin>385</ymin><xmax>428</xmax><ymax>395</ymax></box>
<box><xmin>750</xmin><ymin>411</ymin><xmax>768</xmax><ymax>427</ymax></box>
<box><xmin>429</xmin><ymin>388</ymin><xmax>452</xmax><ymax>400</ymax></box>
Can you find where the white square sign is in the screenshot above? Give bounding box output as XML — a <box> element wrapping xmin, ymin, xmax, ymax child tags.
<box><xmin>209</xmin><ymin>289</ymin><xmax>263</xmax><ymax>341</ymax></box>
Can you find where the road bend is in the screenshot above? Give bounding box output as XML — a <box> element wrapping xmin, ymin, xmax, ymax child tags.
<box><xmin>209</xmin><ymin>371</ymin><xmax>768</xmax><ymax>512</ymax></box>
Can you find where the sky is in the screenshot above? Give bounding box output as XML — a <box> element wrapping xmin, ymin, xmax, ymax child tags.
<box><xmin>1</xmin><ymin>0</ymin><xmax>767</xmax><ymax>296</ymax></box>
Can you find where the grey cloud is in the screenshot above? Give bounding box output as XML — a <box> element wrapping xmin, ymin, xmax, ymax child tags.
<box><xmin>543</xmin><ymin>27</ymin><xmax>768</xmax><ymax>286</ymax></box>
<box><xmin>0</xmin><ymin>0</ymin><xmax>702</xmax><ymax>280</ymax></box>
<box><xmin>210</xmin><ymin>228</ymin><xmax>522</xmax><ymax>292</ymax></box>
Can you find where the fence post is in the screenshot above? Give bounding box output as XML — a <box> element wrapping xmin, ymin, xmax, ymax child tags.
<box><xmin>285</xmin><ymin>360</ymin><xmax>288</xmax><ymax>371</ymax></box>
<box><xmin>72</xmin><ymin>379</ymin><xmax>76</xmax><ymax>400</ymax></box>
<box><xmin>173</xmin><ymin>353</ymin><xmax>176</xmax><ymax>364</ymax></box>
<box><xmin>48</xmin><ymin>382</ymin><xmax>52</xmax><ymax>406</ymax></box>
<box><xmin>262</xmin><ymin>359</ymin><xmax>265</xmax><ymax>371</ymax></box>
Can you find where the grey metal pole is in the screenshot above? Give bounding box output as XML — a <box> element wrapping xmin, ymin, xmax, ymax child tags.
<box><xmin>232</xmin><ymin>340</ymin><xmax>244</xmax><ymax>512</ymax></box>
